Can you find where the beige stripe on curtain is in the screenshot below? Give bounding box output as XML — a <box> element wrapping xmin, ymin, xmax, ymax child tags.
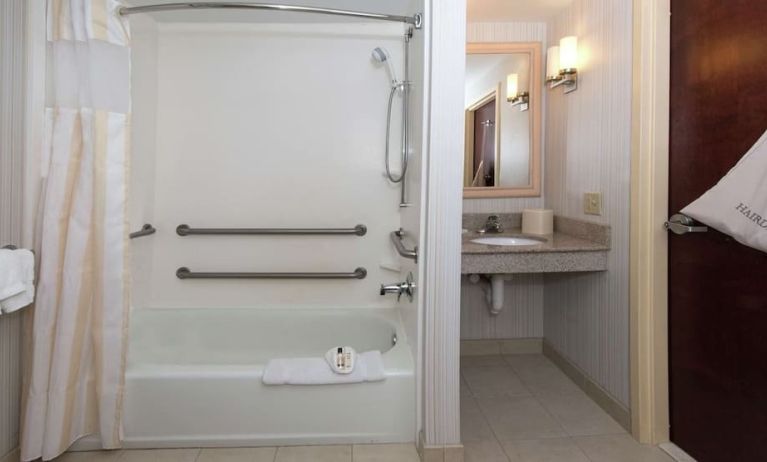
<box><xmin>21</xmin><ymin>1</ymin><xmax>131</xmax><ymax>460</ymax></box>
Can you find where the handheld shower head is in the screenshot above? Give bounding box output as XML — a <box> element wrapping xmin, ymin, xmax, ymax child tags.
<box><xmin>371</xmin><ymin>46</ymin><xmax>399</xmax><ymax>86</ymax></box>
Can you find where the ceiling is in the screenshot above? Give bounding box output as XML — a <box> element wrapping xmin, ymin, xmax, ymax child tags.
<box><xmin>467</xmin><ymin>0</ymin><xmax>574</xmax><ymax>22</ymax></box>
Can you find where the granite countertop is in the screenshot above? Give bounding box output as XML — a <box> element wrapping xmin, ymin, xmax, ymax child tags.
<box><xmin>460</xmin><ymin>214</ymin><xmax>611</xmax><ymax>274</ymax></box>
<box><xmin>462</xmin><ymin>229</ymin><xmax>609</xmax><ymax>255</ymax></box>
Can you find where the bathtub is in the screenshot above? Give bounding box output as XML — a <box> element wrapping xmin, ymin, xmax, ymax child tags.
<box><xmin>117</xmin><ymin>308</ymin><xmax>415</xmax><ymax>448</ymax></box>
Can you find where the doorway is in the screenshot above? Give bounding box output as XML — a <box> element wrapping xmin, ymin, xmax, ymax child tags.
<box><xmin>631</xmin><ymin>0</ymin><xmax>767</xmax><ymax>459</ymax></box>
<box><xmin>464</xmin><ymin>86</ymin><xmax>500</xmax><ymax>187</ymax></box>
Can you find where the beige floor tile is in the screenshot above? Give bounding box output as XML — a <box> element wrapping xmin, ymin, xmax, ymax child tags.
<box><xmin>537</xmin><ymin>391</ymin><xmax>626</xmax><ymax>437</ymax></box>
<box><xmin>574</xmin><ymin>435</ymin><xmax>675</xmax><ymax>462</ymax></box>
<box><xmin>477</xmin><ymin>396</ymin><xmax>566</xmax><ymax>441</ymax></box>
<box><xmin>462</xmin><ymin>366</ymin><xmax>531</xmax><ymax>398</ymax></box>
<box><xmin>463</xmin><ymin>440</ymin><xmax>509</xmax><ymax>462</ymax></box>
<box><xmin>460</xmin><ymin>355</ymin><xmax>507</xmax><ymax>368</ymax></box>
<box><xmin>275</xmin><ymin>445</ymin><xmax>351</xmax><ymax>462</ymax></box>
<box><xmin>502</xmin><ymin>438</ymin><xmax>590</xmax><ymax>462</ymax></box>
<box><xmin>55</xmin><ymin>450</ymin><xmax>123</xmax><ymax>462</ymax></box>
<box><xmin>197</xmin><ymin>447</ymin><xmax>277</xmax><ymax>462</ymax></box>
<box><xmin>119</xmin><ymin>449</ymin><xmax>200</xmax><ymax>462</ymax></box>
<box><xmin>352</xmin><ymin>444</ymin><xmax>419</xmax><ymax>462</ymax></box>
<box><xmin>504</xmin><ymin>355</ymin><xmax>581</xmax><ymax>396</ymax></box>
<box><xmin>460</xmin><ymin>395</ymin><xmax>497</xmax><ymax>443</ymax></box>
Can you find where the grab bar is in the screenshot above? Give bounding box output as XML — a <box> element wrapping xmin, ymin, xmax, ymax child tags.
<box><xmin>391</xmin><ymin>228</ymin><xmax>418</xmax><ymax>263</ymax></box>
<box><xmin>176</xmin><ymin>267</ymin><xmax>368</xmax><ymax>280</ymax></box>
<box><xmin>176</xmin><ymin>224</ymin><xmax>367</xmax><ymax>237</ymax></box>
<box><xmin>130</xmin><ymin>224</ymin><xmax>157</xmax><ymax>239</ymax></box>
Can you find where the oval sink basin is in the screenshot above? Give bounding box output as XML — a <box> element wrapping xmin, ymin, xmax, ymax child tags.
<box><xmin>470</xmin><ymin>236</ymin><xmax>544</xmax><ymax>247</ymax></box>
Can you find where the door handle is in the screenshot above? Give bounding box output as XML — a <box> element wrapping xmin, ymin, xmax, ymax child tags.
<box><xmin>664</xmin><ymin>214</ymin><xmax>708</xmax><ymax>235</ymax></box>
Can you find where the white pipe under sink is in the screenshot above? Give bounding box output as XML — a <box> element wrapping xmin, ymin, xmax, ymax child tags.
<box><xmin>469</xmin><ymin>274</ymin><xmax>507</xmax><ymax>315</ymax></box>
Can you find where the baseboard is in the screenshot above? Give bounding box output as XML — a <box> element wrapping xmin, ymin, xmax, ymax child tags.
<box><xmin>659</xmin><ymin>442</ymin><xmax>697</xmax><ymax>462</ymax></box>
<box><xmin>417</xmin><ymin>431</ymin><xmax>463</xmax><ymax>462</ymax></box>
<box><xmin>1</xmin><ymin>447</ymin><xmax>19</xmax><ymax>462</ymax></box>
<box><xmin>460</xmin><ymin>338</ymin><xmax>543</xmax><ymax>356</ymax></box>
<box><xmin>543</xmin><ymin>341</ymin><xmax>632</xmax><ymax>432</ymax></box>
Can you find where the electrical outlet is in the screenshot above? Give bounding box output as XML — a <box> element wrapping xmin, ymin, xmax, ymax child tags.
<box><xmin>584</xmin><ymin>192</ymin><xmax>603</xmax><ymax>215</ymax></box>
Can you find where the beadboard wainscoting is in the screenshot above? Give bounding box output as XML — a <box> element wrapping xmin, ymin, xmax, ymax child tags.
<box><xmin>0</xmin><ymin>0</ymin><xmax>26</xmax><ymax>458</ymax></box>
<box><xmin>460</xmin><ymin>274</ymin><xmax>543</xmax><ymax>340</ymax></box>
<box><xmin>543</xmin><ymin>0</ymin><xmax>633</xmax><ymax>407</ymax></box>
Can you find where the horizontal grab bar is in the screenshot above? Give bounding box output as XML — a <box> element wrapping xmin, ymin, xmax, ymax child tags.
<box><xmin>130</xmin><ymin>224</ymin><xmax>157</xmax><ymax>239</ymax></box>
<box><xmin>176</xmin><ymin>267</ymin><xmax>368</xmax><ymax>280</ymax></box>
<box><xmin>176</xmin><ymin>224</ymin><xmax>367</xmax><ymax>237</ymax></box>
<box><xmin>391</xmin><ymin>228</ymin><xmax>418</xmax><ymax>263</ymax></box>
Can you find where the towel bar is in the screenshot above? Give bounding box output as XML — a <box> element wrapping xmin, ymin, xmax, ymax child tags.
<box><xmin>176</xmin><ymin>224</ymin><xmax>367</xmax><ymax>237</ymax></box>
<box><xmin>176</xmin><ymin>267</ymin><xmax>368</xmax><ymax>280</ymax></box>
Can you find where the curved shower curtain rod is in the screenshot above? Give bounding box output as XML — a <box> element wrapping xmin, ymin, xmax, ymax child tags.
<box><xmin>118</xmin><ymin>2</ymin><xmax>423</xmax><ymax>29</ymax></box>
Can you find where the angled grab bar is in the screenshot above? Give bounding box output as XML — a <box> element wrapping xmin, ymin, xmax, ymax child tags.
<box><xmin>176</xmin><ymin>267</ymin><xmax>368</xmax><ymax>280</ymax></box>
<box><xmin>176</xmin><ymin>224</ymin><xmax>367</xmax><ymax>236</ymax></box>
<box><xmin>391</xmin><ymin>228</ymin><xmax>418</xmax><ymax>263</ymax></box>
<box><xmin>130</xmin><ymin>224</ymin><xmax>157</xmax><ymax>239</ymax></box>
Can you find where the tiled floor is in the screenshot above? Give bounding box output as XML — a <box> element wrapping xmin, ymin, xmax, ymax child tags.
<box><xmin>54</xmin><ymin>444</ymin><xmax>420</xmax><ymax>462</ymax></box>
<box><xmin>54</xmin><ymin>354</ymin><xmax>674</xmax><ymax>462</ymax></box>
<box><xmin>461</xmin><ymin>354</ymin><xmax>674</xmax><ymax>462</ymax></box>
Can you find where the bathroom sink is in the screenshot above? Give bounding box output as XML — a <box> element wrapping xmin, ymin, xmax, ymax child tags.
<box><xmin>470</xmin><ymin>236</ymin><xmax>544</xmax><ymax>247</ymax></box>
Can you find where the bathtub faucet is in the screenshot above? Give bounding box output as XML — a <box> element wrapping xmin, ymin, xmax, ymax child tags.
<box><xmin>380</xmin><ymin>272</ymin><xmax>416</xmax><ymax>302</ymax></box>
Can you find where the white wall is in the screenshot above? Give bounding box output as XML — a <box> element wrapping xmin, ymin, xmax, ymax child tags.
<box><xmin>0</xmin><ymin>0</ymin><xmax>25</xmax><ymax>457</ymax></box>
<box><xmin>132</xmin><ymin>22</ymin><xmax>411</xmax><ymax>309</ymax></box>
<box><xmin>543</xmin><ymin>0</ymin><xmax>633</xmax><ymax>407</ymax></box>
<box><xmin>463</xmin><ymin>22</ymin><xmax>546</xmax><ymax>214</ymax></box>
<box><xmin>461</xmin><ymin>22</ymin><xmax>547</xmax><ymax>341</ymax></box>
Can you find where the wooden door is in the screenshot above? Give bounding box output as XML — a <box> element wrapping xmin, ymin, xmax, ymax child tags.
<box><xmin>472</xmin><ymin>99</ymin><xmax>496</xmax><ymax>187</ymax></box>
<box><xmin>669</xmin><ymin>1</ymin><xmax>767</xmax><ymax>460</ymax></box>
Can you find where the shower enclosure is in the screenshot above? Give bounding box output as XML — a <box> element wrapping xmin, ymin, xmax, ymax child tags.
<box><xmin>72</xmin><ymin>0</ymin><xmax>427</xmax><ymax>449</ymax></box>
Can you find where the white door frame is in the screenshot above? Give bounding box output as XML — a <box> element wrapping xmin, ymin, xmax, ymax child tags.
<box><xmin>419</xmin><ymin>0</ymin><xmax>466</xmax><ymax>458</ymax></box>
<box><xmin>629</xmin><ymin>0</ymin><xmax>671</xmax><ymax>445</ymax></box>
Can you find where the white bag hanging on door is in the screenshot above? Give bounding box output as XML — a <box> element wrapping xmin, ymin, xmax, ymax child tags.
<box><xmin>682</xmin><ymin>129</ymin><xmax>767</xmax><ymax>253</ymax></box>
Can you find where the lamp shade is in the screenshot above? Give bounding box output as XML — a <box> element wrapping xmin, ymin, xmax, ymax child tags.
<box><xmin>506</xmin><ymin>74</ymin><xmax>519</xmax><ymax>100</ymax></box>
<box><xmin>546</xmin><ymin>46</ymin><xmax>560</xmax><ymax>78</ymax></box>
<box><xmin>559</xmin><ymin>36</ymin><xmax>578</xmax><ymax>70</ymax></box>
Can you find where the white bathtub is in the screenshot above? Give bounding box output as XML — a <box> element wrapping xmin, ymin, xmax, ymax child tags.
<box><xmin>118</xmin><ymin>308</ymin><xmax>416</xmax><ymax>448</ymax></box>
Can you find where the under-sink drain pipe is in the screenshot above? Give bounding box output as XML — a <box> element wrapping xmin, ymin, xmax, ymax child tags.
<box><xmin>468</xmin><ymin>274</ymin><xmax>507</xmax><ymax>316</ymax></box>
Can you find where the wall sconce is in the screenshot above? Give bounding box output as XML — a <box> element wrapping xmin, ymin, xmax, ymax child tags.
<box><xmin>546</xmin><ymin>36</ymin><xmax>578</xmax><ymax>94</ymax></box>
<box><xmin>506</xmin><ymin>73</ymin><xmax>529</xmax><ymax>111</ymax></box>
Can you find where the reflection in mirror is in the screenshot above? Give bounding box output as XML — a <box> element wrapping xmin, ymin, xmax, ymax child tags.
<box><xmin>464</xmin><ymin>43</ymin><xmax>541</xmax><ymax>198</ymax></box>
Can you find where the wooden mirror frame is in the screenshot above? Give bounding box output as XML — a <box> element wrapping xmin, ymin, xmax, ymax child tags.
<box><xmin>464</xmin><ymin>42</ymin><xmax>542</xmax><ymax>198</ymax></box>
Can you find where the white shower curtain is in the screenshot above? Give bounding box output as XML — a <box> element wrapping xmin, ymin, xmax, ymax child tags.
<box><xmin>21</xmin><ymin>1</ymin><xmax>131</xmax><ymax>460</ymax></box>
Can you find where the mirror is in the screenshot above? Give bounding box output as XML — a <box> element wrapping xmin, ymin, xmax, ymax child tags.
<box><xmin>464</xmin><ymin>43</ymin><xmax>542</xmax><ymax>198</ymax></box>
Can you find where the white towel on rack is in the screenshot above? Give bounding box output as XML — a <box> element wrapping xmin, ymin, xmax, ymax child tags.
<box><xmin>0</xmin><ymin>249</ymin><xmax>36</xmax><ymax>313</ymax></box>
<box><xmin>262</xmin><ymin>350</ymin><xmax>385</xmax><ymax>385</ymax></box>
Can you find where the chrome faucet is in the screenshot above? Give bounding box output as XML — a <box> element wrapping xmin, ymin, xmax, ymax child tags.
<box><xmin>380</xmin><ymin>272</ymin><xmax>416</xmax><ymax>302</ymax></box>
<box><xmin>478</xmin><ymin>215</ymin><xmax>504</xmax><ymax>234</ymax></box>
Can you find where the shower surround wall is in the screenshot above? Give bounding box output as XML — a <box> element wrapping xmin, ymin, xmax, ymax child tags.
<box><xmin>543</xmin><ymin>0</ymin><xmax>633</xmax><ymax>408</ymax></box>
<box><xmin>125</xmin><ymin>17</ymin><xmax>422</xmax><ymax>446</ymax></box>
<box><xmin>134</xmin><ymin>21</ymin><xmax>409</xmax><ymax>310</ymax></box>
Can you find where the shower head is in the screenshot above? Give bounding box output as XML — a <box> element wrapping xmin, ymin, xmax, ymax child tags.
<box><xmin>371</xmin><ymin>46</ymin><xmax>399</xmax><ymax>86</ymax></box>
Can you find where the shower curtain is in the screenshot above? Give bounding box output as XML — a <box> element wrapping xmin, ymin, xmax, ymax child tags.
<box><xmin>21</xmin><ymin>1</ymin><xmax>131</xmax><ymax>460</ymax></box>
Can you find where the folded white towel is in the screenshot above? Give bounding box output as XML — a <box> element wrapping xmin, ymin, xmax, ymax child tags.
<box><xmin>263</xmin><ymin>350</ymin><xmax>386</xmax><ymax>385</ymax></box>
<box><xmin>0</xmin><ymin>249</ymin><xmax>35</xmax><ymax>314</ymax></box>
